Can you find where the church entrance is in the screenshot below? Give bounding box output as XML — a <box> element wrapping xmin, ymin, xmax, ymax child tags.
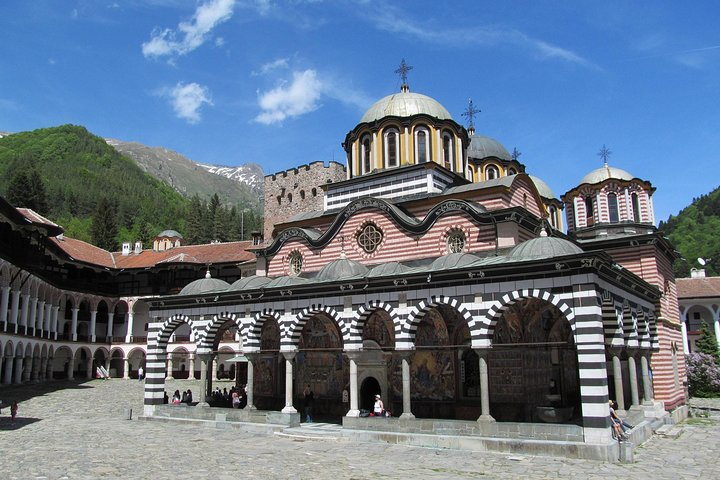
<box><xmin>360</xmin><ymin>376</ymin><xmax>381</xmax><ymax>412</ymax></box>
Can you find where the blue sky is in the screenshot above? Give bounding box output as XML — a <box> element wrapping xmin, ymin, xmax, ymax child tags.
<box><xmin>1</xmin><ymin>1</ymin><xmax>718</xmax><ymax>224</ymax></box>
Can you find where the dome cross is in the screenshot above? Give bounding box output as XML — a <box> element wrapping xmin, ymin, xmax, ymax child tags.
<box><xmin>462</xmin><ymin>99</ymin><xmax>481</xmax><ymax>134</ymax></box>
<box><xmin>598</xmin><ymin>144</ymin><xmax>612</xmax><ymax>165</ymax></box>
<box><xmin>394</xmin><ymin>58</ymin><xmax>413</xmax><ymax>91</ymax></box>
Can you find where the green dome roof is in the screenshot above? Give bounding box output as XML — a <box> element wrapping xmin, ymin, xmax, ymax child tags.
<box><xmin>528</xmin><ymin>175</ymin><xmax>556</xmax><ymax>199</ymax></box>
<box><xmin>360</xmin><ymin>90</ymin><xmax>452</xmax><ymax>124</ymax></box>
<box><xmin>229</xmin><ymin>275</ymin><xmax>272</xmax><ymax>291</ymax></box>
<box><xmin>315</xmin><ymin>257</ymin><xmax>369</xmax><ymax>282</ymax></box>
<box><xmin>467</xmin><ymin>135</ymin><xmax>512</xmax><ymax>161</ymax></box>
<box><xmin>157</xmin><ymin>229</ymin><xmax>183</xmax><ymax>239</ymax></box>
<box><xmin>509</xmin><ymin>234</ymin><xmax>583</xmax><ymax>260</ymax></box>
<box><xmin>429</xmin><ymin>253</ymin><xmax>481</xmax><ymax>271</ymax></box>
<box><xmin>178</xmin><ymin>271</ymin><xmax>230</xmax><ymax>296</ymax></box>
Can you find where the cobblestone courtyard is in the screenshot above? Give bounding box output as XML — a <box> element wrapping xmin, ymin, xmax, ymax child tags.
<box><xmin>0</xmin><ymin>379</ymin><xmax>717</xmax><ymax>480</ymax></box>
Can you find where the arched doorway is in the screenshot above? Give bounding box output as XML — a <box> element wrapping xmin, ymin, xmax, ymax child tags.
<box><xmin>489</xmin><ymin>298</ymin><xmax>580</xmax><ymax>424</ymax></box>
<box><xmin>360</xmin><ymin>376</ymin><xmax>381</xmax><ymax>412</ymax></box>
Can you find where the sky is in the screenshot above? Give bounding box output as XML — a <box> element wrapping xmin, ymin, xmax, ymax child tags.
<box><xmin>1</xmin><ymin>1</ymin><xmax>719</xmax><ymax>225</ymax></box>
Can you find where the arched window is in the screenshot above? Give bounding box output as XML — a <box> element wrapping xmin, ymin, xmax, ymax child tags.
<box><xmin>549</xmin><ymin>206</ymin><xmax>558</xmax><ymax>229</ymax></box>
<box><xmin>414</xmin><ymin>127</ymin><xmax>430</xmax><ymax>163</ymax></box>
<box><xmin>442</xmin><ymin>132</ymin><xmax>453</xmax><ymax>170</ymax></box>
<box><xmin>607</xmin><ymin>192</ymin><xmax>619</xmax><ymax>222</ymax></box>
<box><xmin>508</xmin><ymin>167</ymin><xmax>517</xmax><ymax>176</ymax></box>
<box><xmin>467</xmin><ymin>165</ymin><xmax>475</xmax><ymax>182</ymax></box>
<box><xmin>384</xmin><ymin>128</ymin><xmax>400</xmax><ymax>168</ymax></box>
<box><xmin>288</xmin><ymin>251</ymin><xmax>303</xmax><ymax>276</ymax></box>
<box><xmin>485</xmin><ymin>165</ymin><xmax>499</xmax><ymax>180</ymax></box>
<box><xmin>585</xmin><ymin>196</ymin><xmax>594</xmax><ymax>226</ymax></box>
<box><xmin>312</xmin><ymin>188</ymin><xmax>317</xmax><ymax>197</ymax></box>
<box><xmin>361</xmin><ymin>135</ymin><xmax>372</xmax><ymax>174</ymax></box>
<box><xmin>631</xmin><ymin>193</ymin><xmax>640</xmax><ymax>222</ymax></box>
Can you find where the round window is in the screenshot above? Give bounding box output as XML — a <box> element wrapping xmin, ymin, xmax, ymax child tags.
<box><xmin>447</xmin><ymin>230</ymin><xmax>465</xmax><ymax>254</ymax></box>
<box><xmin>357</xmin><ymin>223</ymin><xmax>383</xmax><ymax>254</ymax></box>
<box><xmin>288</xmin><ymin>251</ymin><xmax>303</xmax><ymax>276</ymax></box>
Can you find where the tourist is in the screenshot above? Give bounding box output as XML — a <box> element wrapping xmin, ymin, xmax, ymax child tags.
<box><xmin>232</xmin><ymin>390</ymin><xmax>240</xmax><ymax>408</ymax></box>
<box><xmin>181</xmin><ymin>390</ymin><xmax>188</xmax><ymax>403</ymax></box>
<box><xmin>609</xmin><ymin>400</ymin><xmax>633</xmax><ymax>432</ymax></box>
<box><xmin>172</xmin><ymin>390</ymin><xmax>181</xmax><ymax>404</ymax></box>
<box><xmin>608</xmin><ymin>400</ymin><xmax>628</xmax><ymax>441</ymax></box>
<box><xmin>10</xmin><ymin>401</ymin><xmax>18</xmax><ymax>423</ymax></box>
<box><xmin>138</xmin><ymin>366</ymin><xmax>144</xmax><ymax>381</ymax></box>
<box><xmin>186</xmin><ymin>389</ymin><xmax>193</xmax><ymax>404</ymax></box>
<box><xmin>163</xmin><ymin>391</ymin><xmax>169</xmax><ymax>404</ymax></box>
<box><xmin>373</xmin><ymin>394</ymin><xmax>384</xmax><ymax>417</ymax></box>
<box><xmin>303</xmin><ymin>384</ymin><xmax>314</xmax><ymax>423</ymax></box>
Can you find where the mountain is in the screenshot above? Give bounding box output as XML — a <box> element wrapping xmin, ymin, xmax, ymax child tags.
<box><xmin>106</xmin><ymin>139</ymin><xmax>263</xmax><ymax>209</ymax></box>
<box><xmin>0</xmin><ymin>125</ymin><xmax>189</xmax><ymax>244</ymax></box>
<box><xmin>658</xmin><ymin>186</ymin><xmax>720</xmax><ymax>277</ymax></box>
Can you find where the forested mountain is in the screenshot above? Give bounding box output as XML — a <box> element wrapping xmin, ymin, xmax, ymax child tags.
<box><xmin>0</xmin><ymin>125</ymin><xmax>262</xmax><ymax>249</ymax></box>
<box><xmin>659</xmin><ymin>186</ymin><xmax>720</xmax><ymax>278</ymax></box>
<box><xmin>107</xmin><ymin>139</ymin><xmax>263</xmax><ymax>208</ymax></box>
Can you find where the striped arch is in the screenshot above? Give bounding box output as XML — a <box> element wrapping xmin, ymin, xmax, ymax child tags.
<box><xmin>645</xmin><ymin>310</ymin><xmax>660</xmax><ymax>350</ymax></box>
<box><xmin>401</xmin><ymin>295</ymin><xmax>473</xmax><ymax>348</ymax></box>
<box><xmin>286</xmin><ymin>304</ymin><xmax>346</xmax><ymax>348</ymax></box>
<box><xmin>637</xmin><ymin>309</ymin><xmax>652</xmax><ymax>349</ymax></box>
<box><xmin>480</xmin><ymin>289</ymin><xmax>576</xmax><ymax>345</ymax></box>
<box><xmin>198</xmin><ymin>311</ymin><xmax>243</xmax><ymax>351</ymax></box>
<box><xmin>152</xmin><ymin>314</ymin><xmax>199</xmax><ymax>351</ymax></box>
<box><xmin>245</xmin><ymin>309</ymin><xmax>283</xmax><ymax>351</ymax></box>
<box><xmin>623</xmin><ymin>304</ymin><xmax>639</xmax><ymax>348</ymax></box>
<box><xmin>601</xmin><ymin>291</ymin><xmax>624</xmax><ymax>347</ymax></box>
<box><xmin>348</xmin><ymin>300</ymin><xmax>398</xmax><ymax>348</ymax></box>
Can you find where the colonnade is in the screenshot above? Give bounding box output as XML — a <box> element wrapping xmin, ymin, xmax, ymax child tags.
<box><xmin>608</xmin><ymin>349</ymin><xmax>654</xmax><ymax>411</ymax></box>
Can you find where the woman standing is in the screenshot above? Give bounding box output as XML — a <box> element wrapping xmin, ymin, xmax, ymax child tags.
<box><xmin>373</xmin><ymin>394</ymin><xmax>384</xmax><ymax>417</ymax></box>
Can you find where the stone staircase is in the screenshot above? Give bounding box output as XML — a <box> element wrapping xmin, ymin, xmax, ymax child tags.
<box><xmin>275</xmin><ymin>422</ymin><xmax>345</xmax><ymax>441</ymax></box>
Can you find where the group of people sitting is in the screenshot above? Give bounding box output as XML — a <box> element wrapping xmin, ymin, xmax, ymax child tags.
<box><xmin>164</xmin><ymin>389</ymin><xmax>193</xmax><ymax>405</ymax></box>
<box><xmin>609</xmin><ymin>400</ymin><xmax>634</xmax><ymax>441</ymax></box>
<box><xmin>210</xmin><ymin>386</ymin><xmax>247</xmax><ymax>409</ymax></box>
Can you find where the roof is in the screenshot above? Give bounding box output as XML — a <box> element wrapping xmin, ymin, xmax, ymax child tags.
<box><xmin>157</xmin><ymin>229</ymin><xmax>183</xmax><ymax>239</ymax></box>
<box><xmin>528</xmin><ymin>175</ymin><xmax>556</xmax><ymax>200</ymax></box>
<box><xmin>508</xmin><ymin>234</ymin><xmax>583</xmax><ymax>260</ymax></box>
<box><xmin>178</xmin><ymin>272</ymin><xmax>231</xmax><ymax>296</ymax></box>
<box><xmin>579</xmin><ymin>163</ymin><xmax>635</xmax><ymax>185</ymax></box>
<box><xmin>360</xmin><ymin>90</ymin><xmax>452</xmax><ymax>123</ymax></box>
<box><xmin>677</xmin><ymin>276</ymin><xmax>720</xmax><ymax>299</ymax></box>
<box><xmin>48</xmin><ymin>238</ymin><xmax>255</xmax><ymax>270</ymax></box>
<box><xmin>467</xmin><ymin>135</ymin><xmax>512</xmax><ymax>161</ymax></box>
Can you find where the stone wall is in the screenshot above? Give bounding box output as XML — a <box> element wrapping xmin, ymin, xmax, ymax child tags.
<box><xmin>263</xmin><ymin>161</ymin><xmax>346</xmax><ymax>241</ymax></box>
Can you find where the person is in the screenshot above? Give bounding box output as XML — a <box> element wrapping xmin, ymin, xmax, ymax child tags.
<box><xmin>609</xmin><ymin>400</ymin><xmax>633</xmax><ymax>432</ymax></box>
<box><xmin>138</xmin><ymin>366</ymin><xmax>144</xmax><ymax>381</ymax></box>
<box><xmin>11</xmin><ymin>401</ymin><xmax>18</xmax><ymax>423</ymax></box>
<box><xmin>172</xmin><ymin>390</ymin><xmax>181</xmax><ymax>404</ymax></box>
<box><xmin>163</xmin><ymin>391</ymin><xmax>169</xmax><ymax>404</ymax></box>
<box><xmin>232</xmin><ymin>390</ymin><xmax>240</xmax><ymax>408</ymax></box>
<box><xmin>303</xmin><ymin>384</ymin><xmax>314</xmax><ymax>423</ymax></box>
<box><xmin>181</xmin><ymin>390</ymin><xmax>188</xmax><ymax>403</ymax></box>
<box><xmin>186</xmin><ymin>389</ymin><xmax>193</xmax><ymax>404</ymax></box>
<box><xmin>373</xmin><ymin>394</ymin><xmax>384</xmax><ymax>417</ymax></box>
<box><xmin>608</xmin><ymin>400</ymin><xmax>628</xmax><ymax>441</ymax></box>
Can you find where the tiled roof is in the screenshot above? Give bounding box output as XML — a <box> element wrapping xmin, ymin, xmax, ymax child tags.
<box><xmin>677</xmin><ymin>276</ymin><xmax>720</xmax><ymax>299</ymax></box>
<box><xmin>48</xmin><ymin>236</ymin><xmax>255</xmax><ymax>270</ymax></box>
<box><xmin>16</xmin><ymin>208</ymin><xmax>61</xmax><ymax>228</ymax></box>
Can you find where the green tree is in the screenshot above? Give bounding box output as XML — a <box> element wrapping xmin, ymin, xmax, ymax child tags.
<box><xmin>5</xmin><ymin>170</ymin><xmax>32</xmax><ymax>208</ymax></box>
<box><xmin>695</xmin><ymin>322</ymin><xmax>720</xmax><ymax>362</ymax></box>
<box><xmin>27</xmin><ymin>169</ymin><xmax>49</xmax><ymax>215</ymax></box>
<box><xmin>91</xmin><ymin>197</ymin><xmax>119</xmax><ymax>251</ymax></box>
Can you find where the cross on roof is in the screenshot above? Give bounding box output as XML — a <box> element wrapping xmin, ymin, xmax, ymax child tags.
<box><xmin>394</xmin><ymin>58</ymin><xmax>413</xmax><ymax>85</ymax></box>
<box><xmin>598</xmin><ymin>144</ymin><xmax>612</xmax><ymax>165</ymax></box>
<box><xmin>511</xmin><ymin>147</ymin><xmax>522</xmax><ymax>161</ymax></box>
<box><xmin>461</xmin><ymin>99</ymin><xmax>481</xmax><ymax>129</ymax></box>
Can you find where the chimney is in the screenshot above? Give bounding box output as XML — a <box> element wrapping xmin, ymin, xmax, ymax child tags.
<box><xmin>690</xmin><ymin>268</ymin><xmax>706</xmax><ymax>278</ymax></box>
<box><xmin>251</xmin><ymin>231</ymin><xmax>262</xmax><ymax>246</ymax></box>
<box><xmin>134</xmin><ymin>241</ymin><xmax>143</xmax><ymax>255</ymax></box>
<box><xmin>121</xmin><ymin>242</ymin><xmax>131</xmax><ymax>256</ymax></box>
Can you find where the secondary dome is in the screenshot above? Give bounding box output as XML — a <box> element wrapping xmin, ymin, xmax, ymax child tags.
<box><xmin>315</xmin><ymin>257</ymin><xmax>369</xmax><ymax>282</ymax></box>
<box><xmin>579</xmin><ymin>164</ymin><xmax>635</xmax><ymax>185</ymax></box>
<box><xmin>229</xmin><ymin>275</ymin><xmax>272</xmax><ymax>291</ymax></box>
<box><xmin>509</xmin><ymin>234</ymin><xmax>583</xmax><ymax>260</ymax></box>
<box><xmin>178</xmin><ymin>271</ymin><xmax>230</xmax><ymax>296</ymax></box>
<box><xmin>467</xmin><ymin>135</ymin><xmax>512</xmax><ymax>161</ymax></box>
<box><xmin>528</xmin><ymin>175</ymin><xmax>556</xmax><ymax>199</ymax></box>
<box><xmin>360</xmin><ymin>90</ymin><xmax>452</xmax><ymax>124</ymax></box>
<box><xmin>157</xmin><ymin>229</ymin><xmax>183</xmax><ymax>238</ymax></box>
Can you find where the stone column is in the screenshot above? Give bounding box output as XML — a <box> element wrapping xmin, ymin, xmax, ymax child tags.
<box><xmin>166</xmin><ymin>355</ymin><xmax>174</xmax><ymax>380</ymax></box>
<box><xmin>640</xmin><ymin>355</ymin><xmax>654</xmax><ymax>403</ymax></box>
<box><xmin>86</xmin><ymin>357</ymin><xmax>94</xmax><ymax>379</ymax></box>
<box><xmin>3</xmin><ymin>356</ymin><xmax>14</xmax><ymax>385</ymax></box>
<box><xmin>281</xmin><ymin>352</ymin><xmax>297</xmax><ymax>414</ymax></box>
<box><xmin>14</xmin><ymin>357</ymin><xmax>24</xmax><ymax>384</ymax></box>
<box><xmin>43</xmin><ymin>303</ymin><xmax>52</xmax><ymax>338</ymax></box>
<box><xmin>31</xmin><ymin>356</ymin><xmax>40</xmax><ymax>382</ymax></box>
<box><xmin>20</xmin><ymin>294</ymin><xmax>30</xmax><ymax>334</ymax></box>
<box><xmin>627</xmin><ymin>355</ymin><xmax>640</xmax><ymax>407</ymax></box>
<box><xmin>612</xmin><ymin>353</ymin><xmax>625</xmax><ymax>411</ymax></box>
<box><xmin>188</xmin><ymin>355</ymin><xmax>196</xmax><ymax>380</ymax></box>
<box><xmin>245</xmin><ymin>353</ymin><xmax>257</xmax><ymax>410</ymax></box>
<box><xmin>70</xmin><ymin>307</ymin><xmax>79</xmax><ymax>341</ymax></box>
<box><xmin>345</xmin><ymin>352</ymin><xmax>360</xmax><ymax>417</ymax></box>
<box><xmin>46</xmin><ymin>357</ymin><xmax>53</xmax><ymax>380</ymax></box>
<box><xmin>23</xmin><ymin>358</ymin><xmax>32</xmax><ymax>382</ymax></box>
<box><xmin>67</xmin><ymin>359</ymin><xmax>75</xmax><ymax>380</ymax></box>
<box><xmin>123</xmin><ymin>358</ymin><xmax>130</xmax><ymax>379</ymax></box>
<box><xmin>52</xmin><ymin>306</ymin><xmax>60</xmax><ymax>340</ymax></box>
<box><xmin>107</xmin><ymin>312</ymin><xmax>115</xmax><ymax>342</ymax></box>
<box><xmin>714</xmin><ymin>313</ymin><xmax>720</xmax><ymax>351</ymax></box>
<box><xmin>680</xmin><ymin>312</ymin><xmax>690</xmax><ymax>355</ymax></box>
<box><xmin>39</xmin><ymin>357</ymin><xmax>47</xmax><ymax>381</ymax></box>
<box><xmin>399</xmin><ymin>351</ymin><xmax>415</xmax><ymax>419</ymax></box>
<box><xmin>37</xmin><ymin>301</ymin><xmax>46</xmax><ymax>337</ymax></box>
<box><xmin>28</xmin><ymin>297</ymin><xmax>38</xmax><ymax>336</ymax></box>
<box><xmin>89</xmin><ymin>310</ymin><xmax>97</xmax><ymax>342</ymax></box>
<box><xmin>0</xmin><ymin>286</ymin><xmax>10</xmax><ymax>329</ymax></box>
<box><xmin>211</xmin><ymin>357</ymin><xmax>218</xmax><ymax>381</ymax></box>
<box><xmin>477</xmin><ymin>349</ymin><xmax>495</xmax><ymax>421</ymax></box>
<box><xmin>10</xmin><ymin>290</ymin><xmax>21</xmax><ymax>333</ymax></box>
<box><xmin>125</xmin><ymin>312</ymin><xmax>134</xmax><ymax>343</ymax></box>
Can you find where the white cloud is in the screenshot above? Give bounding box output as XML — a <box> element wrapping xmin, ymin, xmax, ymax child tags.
<box><xmin>142</xmin><ymin>0</ymin><xmax>235</xmax><ymax>59</ymax></box>
<box><xmin>166</xmin><ymin>82</ymin><xmax>213</xmax><ymax>124</ymax></box>
<box><xmin>252</xmin><ymin>57</ymin><xmax>290</xmax><ymax>76</ymax></box>
<box><xmin>255</xmin><ymin>69</ymin><xmax>323</xmax><ymax>124</ymax></box>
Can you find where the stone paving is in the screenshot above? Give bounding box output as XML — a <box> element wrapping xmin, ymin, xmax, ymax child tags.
<box><xmin>0</xmin><ymin>379</ymin><xmax>718</xmax><ymax>480</ymax></box>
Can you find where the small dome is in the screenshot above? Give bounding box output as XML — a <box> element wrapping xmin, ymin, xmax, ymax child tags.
<box><xmin>368</xmin><ymin>262</ymin><xmax>411</xmax><ymax>277</ymax></box>
<box><xmin>467</xmin><ymin>135</ymin><xmax>512</xmax><ymax>161</ymax></box>
<box><xmin>579</xmin><ymin>164</ymin><xmax>635</xmax><ymax>185</ymax></box>
<box><xmin>264</xmin><ymin>276</ymin><xmax>311</xmax><ymax>288</ymax></box>
<box><xmin>528</xmin><ymin>175</ymin><xmax>556</xmax><ymax>199</ymax></box>
<box><xmin>229</xmin><ymin>275</ymin><xmax>272</xmax><ymax>291</ymax></box>
<box><xmin>178</xmin><ymin>272</ymin><xmax>230</xmax><ymax>296</ymax></box>
<box><xmin>429</xmin><ymin>252</ymin><xmax>481</xmax><ymax>271</ymax></box>
<box><xmin>157</xmin><ymin>229</ymin><xmax>183</xmax><ymax>239</ymax></box>
<box><xmin>509</xmin><ymin>235</ymin><xmax>583</xmax><ymax>260</ymax></box>
<box><xmin>315</xmin><ymin>257</ymin><xmax>369</xmax><ymax>282</ymax></box>
<box><xmin>360</xmin><ymin>90</ymin><xmax>452</xmax><ymax>124</ymax></box>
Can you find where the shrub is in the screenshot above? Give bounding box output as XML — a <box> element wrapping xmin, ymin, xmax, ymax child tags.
<box><xmin>686</xmin><ymin>353</ymin><xmax>720</xmax><ymax>398</ymax></box>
